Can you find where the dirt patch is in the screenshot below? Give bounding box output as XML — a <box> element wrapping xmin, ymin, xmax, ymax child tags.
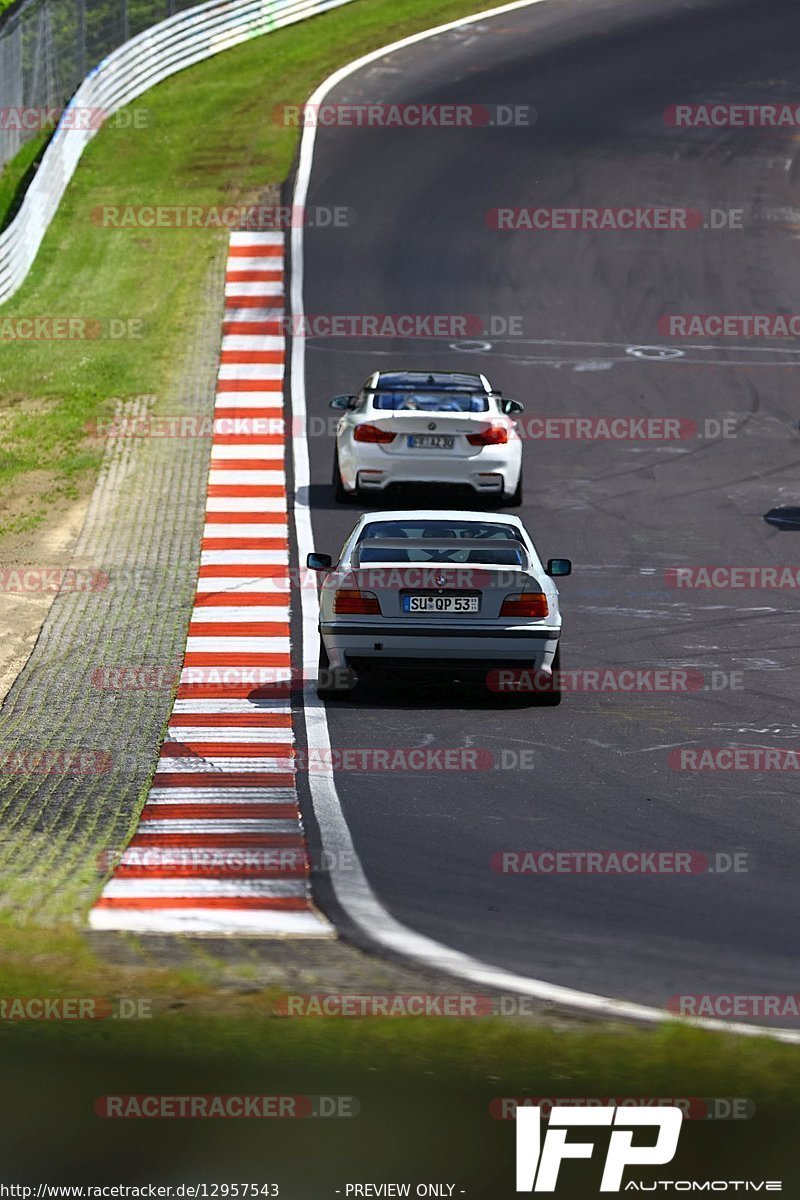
<box><xmin>0</xmin><ymin>492</ymin><xmax>91</xmax><ymax>704</ymax></box>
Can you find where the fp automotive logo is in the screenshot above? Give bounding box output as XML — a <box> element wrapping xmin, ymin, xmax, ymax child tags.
<box><xmin>516</xmin><ymin>1105</ymin><xmax>682</xmax><ymax>1192</ymax></box>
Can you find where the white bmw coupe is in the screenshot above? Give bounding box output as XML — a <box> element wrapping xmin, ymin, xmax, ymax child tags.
<box><xmin>307</xmin><ymin>510</ymin><xmax>571</xmax><ymax>703</ymax></box>
<box><xmin>329</xmin><ymin>370</ymin><xmax>524</xmax><ymax>505</ymax></box>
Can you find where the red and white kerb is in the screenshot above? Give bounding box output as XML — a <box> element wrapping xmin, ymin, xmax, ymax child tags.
<box><xmin>90</xmin><ymin>232</ymin><xmax>331</xmax><ymax>935</ymax></box>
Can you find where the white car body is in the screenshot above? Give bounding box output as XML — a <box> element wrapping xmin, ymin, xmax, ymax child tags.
<box><xmin>332</xmin><ymin>370</ymin><xmax>523</xmax><ymax>502</ymax></box>
<box><xmin>309</xmin><ymin>510</ymin><xmax>570</xmax><ymax>696</ymax></box>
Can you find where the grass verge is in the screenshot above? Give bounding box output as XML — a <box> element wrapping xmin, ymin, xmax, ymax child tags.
<box><xmin>0</xmin><ymin>925</ymin><xmax>798</xmax><ymax>1189</ymax></box>
<box><xmin>0</xmin><ymin>0</ymin><xmax>491</xmax><ymax>541</ymax></box>
<box><xmin>0</xmin><ymin>131</ymin><xmax>49</xmax><ymax>231</ymax></box>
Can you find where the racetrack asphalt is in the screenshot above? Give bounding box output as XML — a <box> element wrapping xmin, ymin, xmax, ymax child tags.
<box><xmin>294</xmin><ymin>0</ymin><xmax>800</xmax><ymax>1022</ymax></box>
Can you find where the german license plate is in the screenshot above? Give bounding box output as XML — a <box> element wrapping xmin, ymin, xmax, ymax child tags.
<box><xmin>407</xmin><ymin>434</ymin><xmax>454</xmax><ymax>449</ymax></box>
<box><xmin>402</xmin><ymin>594</ymin><xmax>480</xmax><ymax>613</ymax></box>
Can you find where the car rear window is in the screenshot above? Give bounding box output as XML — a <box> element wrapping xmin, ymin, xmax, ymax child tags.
<box><xmin>356</xmin><ymin>541</ymin><xmax>527</xmax><ymax>566</ymax></box>
<box><xmin>358</xmin><ymin>520</ymin><xmax>522</xmax><ymax>542</ymax></box>
<box><xmin>376</xmin><ymin>372</ymin><xmax>484</xmax><ymax>390</ymax></box>
<box><xmin>371</xmin><ymin>391</ymin><xmax>490</xmax><ymax>413</ymax></box>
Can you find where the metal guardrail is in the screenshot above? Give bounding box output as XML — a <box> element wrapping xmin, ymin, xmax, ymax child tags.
<box><xmin>0</xmin><ymin>0</ymin><xmax>199</xmax><ymax>170</ymax></box>
<box><xmin>0</xmin><ymin>0</ymin><xmax>355</xmax><ymax>305</ymax></box>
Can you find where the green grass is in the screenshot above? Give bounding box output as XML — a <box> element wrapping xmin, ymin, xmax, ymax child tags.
<box><xmin>0</xmin><ymin>132</ymin><xmax>49</xmax><ymax>230</ymax></box>
<box><xmin>3</xmin><ymin>922</ymin><xmax>800</xmax><ymax>1072</ymax></box>
<box><xmin>0</xmin><ymin>923</ymin><xmax>797</xmax><ymax>1096</ymax></box>
<box><xmin>0</xmin><ymin>0</ymin><xmax>491</xmax><ymax>541</ymax></box>
<box><xmin>0</xmin><ymin>924</ymin><xmax>797</xmax><ymax>1190</ymax></box>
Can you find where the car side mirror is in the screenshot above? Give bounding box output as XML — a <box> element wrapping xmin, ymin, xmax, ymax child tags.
<box><xmin>501</xmin><ymin>398</ymin><xmax>524</xmax><ymax>414</ymax></box>
<box><xmin>307</xmin><ymin>552</ymin><xmax>332</xmax><ymax>571</ymax></box>
<box><xmin>329</xmin><ymin>394</ymin><xmax>356</xmax><ymax>409</ymax></box>
<box><xmin>546</xmin><ymin>558</ymin><xmax>572</xmax><ymax>577</ymax></box>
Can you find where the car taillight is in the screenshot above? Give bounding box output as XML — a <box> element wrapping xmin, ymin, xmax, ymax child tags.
<box><xmin>500</xmin><ymin>592</ymin><xmax>548</xmax><ymax>618</ymax></box>
<box><xmin>466</xmin><ymin>424</ymin><xmax>509</xmax><ymax>446</ymax></box>
<box><xmin>354</xmin><ymin>424</ymin><xmax>396</xmax><ymax>444</ymax></box>
<box><xmin>334</xmin><ymin>589</ymin><xmax>381</xmax><ymax>615</ymax></box>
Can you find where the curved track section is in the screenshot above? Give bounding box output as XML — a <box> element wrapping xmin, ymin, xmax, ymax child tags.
<box><xmin>292</xmin><ymin>0</ymin><xmax>800</xmax><ymax>1029</ymax></box>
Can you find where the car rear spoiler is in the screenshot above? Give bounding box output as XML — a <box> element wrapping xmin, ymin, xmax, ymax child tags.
<box><xmin>353</xmin><ymin>538</ymin><xmax>530</xmax><ymax>568</ymax></box>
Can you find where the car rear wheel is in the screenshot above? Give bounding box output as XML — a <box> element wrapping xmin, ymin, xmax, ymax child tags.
<box><xmin>503</xmin><ymin>470</ymin><xmax>523</xmax><ymax>507</ymax></box>
<box><xmin>531</xmin><ymin>643</ymin><xmax>561</xmax><ymax>706</ymax></box>
<box><xmin>332</xmin><ymin>448</ymin><xmax>352</xmax><ymax>503</ymax></box>
<box><xmin>316</xmin><ymin>641</ymin><xmax>357</xmax><ymax>701</ymax></box>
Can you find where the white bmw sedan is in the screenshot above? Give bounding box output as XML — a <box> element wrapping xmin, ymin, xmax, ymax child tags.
<box><xmin>307</xmin><ymin>510</ymin><xmax>571</xmax><ymax>702</ymax></box>
<box><xmin>330</xmin><ymin>370</ymin><xmax>524</xmax><ymax>505</ymax></box>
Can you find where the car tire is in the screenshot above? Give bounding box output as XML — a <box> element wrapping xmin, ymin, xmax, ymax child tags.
<box><xmin>503</xmin><ymin>471</ymin><xmax>523</xmax><ymax>508</ymax></box>
<box><xmin>532</xmin><ymin>644</ymin><xmax>562</xmax><ymax>706</ymax></box>
<box><xmin>332</xmin><ymin>448</ymin><xmax>352</xmax><ymax>503</ymax></box>
<box><xmin>316</xmin><ymin>641</ymin><xmax>356</xmax><ymax>701</ymax></box>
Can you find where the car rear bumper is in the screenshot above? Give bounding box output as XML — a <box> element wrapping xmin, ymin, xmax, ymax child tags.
<box><xmin>340</xmin><ymin>442</ymin><xmax>521</xmax><ymax>494</ymax></box>
<box><xmin>319</xmin><ymin>623</ymin><xmax>560</xmax><ymax>671</ymax></box>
